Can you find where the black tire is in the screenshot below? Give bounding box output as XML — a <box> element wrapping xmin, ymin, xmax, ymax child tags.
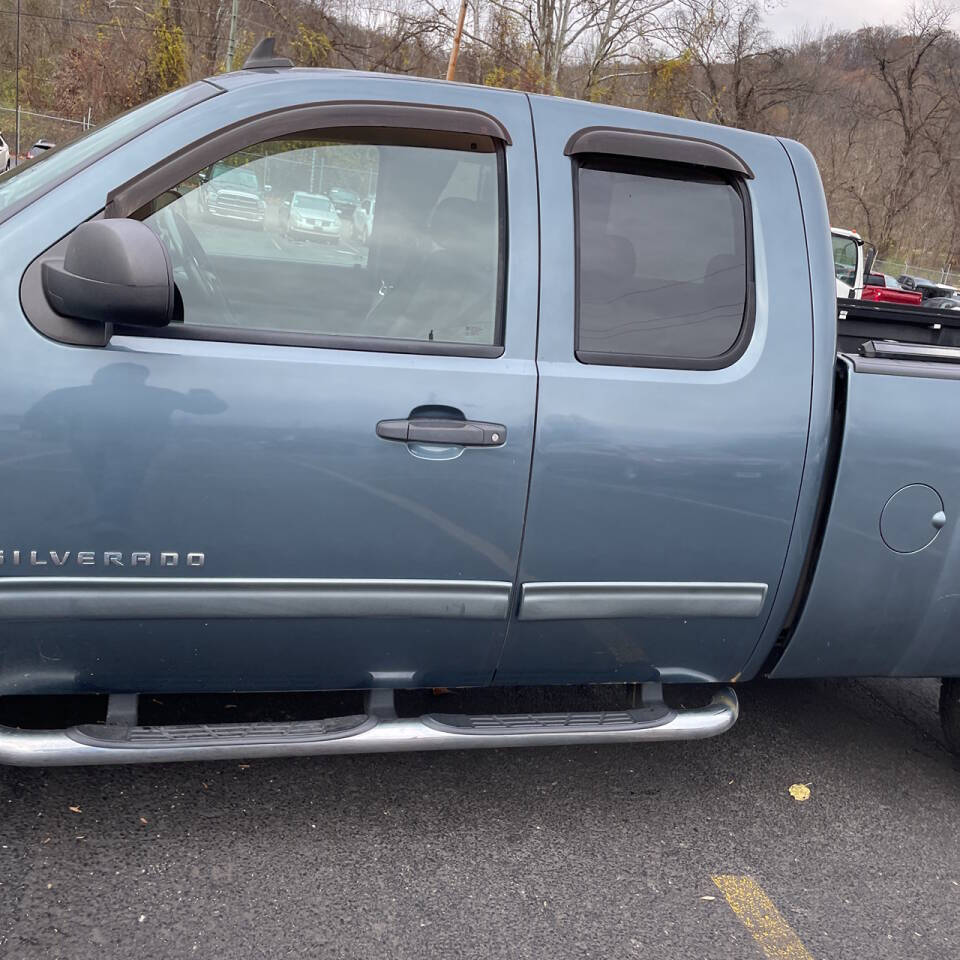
<box><xmin>939</xmin><ymin>678</ymin><xmax>960</xmax><ymax>754</ymax></box>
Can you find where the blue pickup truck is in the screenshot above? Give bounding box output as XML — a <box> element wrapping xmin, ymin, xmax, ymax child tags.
<box><xmin>1</xmin><ymin>41</ymin><xmax>959</xmax><ymax>765</ymax></box>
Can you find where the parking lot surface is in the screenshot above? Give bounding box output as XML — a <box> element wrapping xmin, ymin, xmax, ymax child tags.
<box><xmin>1</xmin><ymin>677</ymin><xmax>958</xmax><ymax>959</ymax></box>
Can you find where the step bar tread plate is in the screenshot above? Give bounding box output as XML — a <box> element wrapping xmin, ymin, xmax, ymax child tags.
<box><xmin>425</xmin><ymin>705</ymin><xmax>671</xmax><ymax>732</ymax></box>
<box><xmin>71</xmin><ymin>714</ymin><xmax>372</xmax><ymax>747</ymax></box>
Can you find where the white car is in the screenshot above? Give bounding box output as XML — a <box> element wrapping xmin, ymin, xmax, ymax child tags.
<box><xmin>0</xmin><ymin>132</ymin><xmax>9</xmax><ymax>172</ymax></box>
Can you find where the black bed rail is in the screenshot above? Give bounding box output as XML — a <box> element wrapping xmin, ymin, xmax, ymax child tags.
<box><xmin>837</xmin><ymin>297</ymin><xmax>960</xmax><ymax>351</ymax></box>
<box><xmin>838</xmin><ymin>296</ymin><xmax>960</xmax><ymax>325</ymax></box>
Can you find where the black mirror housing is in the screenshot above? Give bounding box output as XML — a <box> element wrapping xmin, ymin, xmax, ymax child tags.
<box><xmin>41</xmin><ymin>219</ymin><xmax>176</xmax><ymax>328</ymax></box>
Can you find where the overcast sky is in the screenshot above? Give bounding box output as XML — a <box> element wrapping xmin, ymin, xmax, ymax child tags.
<box><xmin>765</xmin><ymin>0</ymin><xmax>958</xmax><ymax>40</ymax></box>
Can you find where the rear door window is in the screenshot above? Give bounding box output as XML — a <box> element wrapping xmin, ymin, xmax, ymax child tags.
<box><xmin>576</xmin><ymin>158</ymin><xmax>752</xmax><ymax>368</ymax></box>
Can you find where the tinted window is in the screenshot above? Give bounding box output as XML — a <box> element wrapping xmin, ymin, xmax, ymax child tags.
<box><xmin>136</xmin><ymin>133</ymin><xmax>502</xmax><ymax>349</ymax></box>
<box><xmin>577</xmin><ymin>160</ymin><xmax>749</xmax><ymax>365</ymax></box>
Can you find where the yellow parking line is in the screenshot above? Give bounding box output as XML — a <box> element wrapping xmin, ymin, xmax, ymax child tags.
<box><xmin>712</xmin><ymin>875</ymin><xmax>814</xmax><ymax>960</ymax></box>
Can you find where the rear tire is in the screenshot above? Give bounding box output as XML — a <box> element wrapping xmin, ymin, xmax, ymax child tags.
<box><xmin>939</xmin><ymin>678</ymin><xmax>960</xmax><ymax>754</ymax></box>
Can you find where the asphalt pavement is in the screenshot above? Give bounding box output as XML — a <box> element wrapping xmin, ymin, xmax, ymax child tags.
<box><xmin>1</xmin><ymin>677</ymin><xmax>959</xmax><ymax>959</ymax></box>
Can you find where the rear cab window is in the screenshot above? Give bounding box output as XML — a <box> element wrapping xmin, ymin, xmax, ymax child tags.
<box><xmin>574</xmin><ymin>155</ymin><xmax>753</xmax><ymax>369</ymax></box>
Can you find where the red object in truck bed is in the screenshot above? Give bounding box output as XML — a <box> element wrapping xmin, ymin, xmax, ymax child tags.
<box><xmin>861</xmin><ymin>285</ymin><xmax>923</xmax><ymax>305</ymax></box>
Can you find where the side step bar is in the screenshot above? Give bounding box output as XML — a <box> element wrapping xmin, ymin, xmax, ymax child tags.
<box><xmin>0</xmin><ymin>688</ymin><xmax>738</xmax><ymax>766</ymax></box>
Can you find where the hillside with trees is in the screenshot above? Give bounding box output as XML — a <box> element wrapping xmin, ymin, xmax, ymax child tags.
<box><xmin>2</xmin><ymin>0</ymin><xmax>958</xmax><ymax>273</ymax></box>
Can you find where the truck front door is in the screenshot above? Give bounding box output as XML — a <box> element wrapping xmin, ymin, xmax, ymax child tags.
<box><xmin>1</xmin><ymin>79</ymin><xmax>538</xmax><ymax>695</ymax></box>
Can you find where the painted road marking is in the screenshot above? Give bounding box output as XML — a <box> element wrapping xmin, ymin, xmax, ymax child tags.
<box><xmin>712</xmin><ymin>875</ymin><xmax>815</xmax><ymax>960</ymax></box>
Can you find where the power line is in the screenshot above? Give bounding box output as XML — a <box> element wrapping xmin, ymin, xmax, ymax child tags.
<box><xmin>0</xmin><ymin>7</ymin><xmax>222</xmax><ymax>41</ymax></box>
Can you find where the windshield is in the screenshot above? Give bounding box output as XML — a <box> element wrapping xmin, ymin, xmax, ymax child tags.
<box><xmin>293</xmin><ymin>194</ymin><xmax>334</xmax><ymax>213</ymax></box>
<box><xmin>0</xmin><ymin>83</ymin><xmax>215</xmax><ymax>224</ymax></box>
<box><xmin>832</xmin><ymin>234</ymin><xmax>859</xmax><ymax>285</ymax></box>
<box><xmin>217</xmin><ymin>169</ymin><xmax>260</xmax><ymax>192</ymax></box>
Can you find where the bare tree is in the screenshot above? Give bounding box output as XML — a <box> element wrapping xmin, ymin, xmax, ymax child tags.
<box><xmin>429</xmin><ymin>0</ymin><xmax>668</xmax><ymax>92</ymax></box>
<box><xmin>836</xmin><ymin>2</ymin><xmax>952</xmax><ymax>256</ymax></box>
<box><xmin>655</xmin><ymin>0</ymin><xmax>821</xmax><ymax>131</ymax></box>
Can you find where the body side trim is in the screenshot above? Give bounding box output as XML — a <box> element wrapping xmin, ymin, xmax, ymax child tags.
<box><xmin>518</xmin><ymin>582</ymin><xmax>768</xmax><ymax>621</ymax></box>
<box><xmin>115</xmin><ymin>323</ymin><xmax>505</xmax><ymax>358</ymax></box>
<box><xmin>0</xmin><ymin>577</ymin><xmax>512</xmax><ymax>620</ymax></box>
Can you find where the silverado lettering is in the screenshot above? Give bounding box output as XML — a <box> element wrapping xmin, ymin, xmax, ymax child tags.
<box><xmin>0</xmin><ymin>550</ymin><xmax>205</xmax><ymax>568</ymax></box>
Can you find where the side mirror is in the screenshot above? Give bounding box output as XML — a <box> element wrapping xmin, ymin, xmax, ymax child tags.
<box><xmin>198</xmin><ymin>170</ymin><xmax>209</xmax><ymax>183</ymax></box>
<box><xmin>41</xmin><ymin>219</ymin><xmax>176</xmax><ymax>328</ymax></box>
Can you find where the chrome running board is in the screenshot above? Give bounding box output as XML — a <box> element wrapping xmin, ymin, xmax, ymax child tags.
<box><xmin>0</xmin><ymin>688</ymin><xmax>738</xmax><ymax>766</ymax></box>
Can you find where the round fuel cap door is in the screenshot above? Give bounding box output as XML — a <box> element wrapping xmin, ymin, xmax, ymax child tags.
<box><xmin>880</xmin><ymin>483</ymin><xmax>945</xmax><ymax>554</ymax></box>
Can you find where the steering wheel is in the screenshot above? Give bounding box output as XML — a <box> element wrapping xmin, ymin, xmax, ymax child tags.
<box><xmin>168</xmin><ymin>211</ymin><xmax>234</xmax><ymax>320</ymax></box>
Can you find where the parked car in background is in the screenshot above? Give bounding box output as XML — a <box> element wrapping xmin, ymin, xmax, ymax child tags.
<box><xmin>353</xmin><ymin>196</ymin><xmax>375</xmax><ymax>244</ymax></box>
<box><xmin>0</xmin><ymin>132</ymin><xmax>9</xmax><ymax>172</ymax></box>
<box><xmin>25</xmin><ymin>140</ymin><xmax>55</xmax><ymax>161</ymax></box>
<box><xmin>924</xmin><ymin>296</ymin><xmax>960</xmax><ymax>311</ymax></box>
<box><xmin>897</xmin><ymin>275</ymin><xmax>956</xmax><ymax>300</ymax></box>
<box><xmin>281</xmin><ymin>191</ymin><xmax>342</xmax><ymax>242</ymax></box>
<box><xmin>327</xmin><ymin>185</ymin><xmax>360</xmax><ymax>219</ymax></box>
<box><xmin>198</xmin><ymin>162</ymin><xmax>266</xmax><ymax>228</ymax></box>
<box><xmin>861</xmin><ymin>273</ymin><xmax>923</xmax><ymax>306</ymax></box>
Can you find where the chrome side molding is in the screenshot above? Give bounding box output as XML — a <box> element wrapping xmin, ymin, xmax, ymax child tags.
<box><xmin>0</xmin><ymin>688</ymin><xmax>738</xmax><ymax>766</ymax></box>
<box><xmin>0</xmin><ymin>578</ymin><xmax>767</xmax><ymax>622</ymax></box>
<box><xmin>0</xmin><ymin>577</ymin><xmax>513</xmax><ymax>620</ymax></box>
<box><xmin>517</xmin><ymin>581</ymin><xmax>768</xmax><ymax>620</ymax></box>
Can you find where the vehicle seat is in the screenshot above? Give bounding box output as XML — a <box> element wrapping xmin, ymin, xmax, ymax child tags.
<box><xmin>365</xmin><ymin>198</ymin><xmax>498</xmax><ymax>343</ymax></box>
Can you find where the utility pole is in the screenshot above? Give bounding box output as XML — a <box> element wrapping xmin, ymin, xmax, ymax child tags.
<box><xmin>225</xmin><ymin>0</ymin><xmax>240</xmax><ymax>71</ymax></box>
<box><xmin>445</xmin><ymin>0</ymin><xmax>468</xmax><ymax>81</ymax></box>
<box><xmin>14</xmin><ymin>0</ymin><xmax>21</xmax><ymax>162</ymax></box>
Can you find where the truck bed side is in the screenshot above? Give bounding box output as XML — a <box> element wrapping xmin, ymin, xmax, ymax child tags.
<box><xmin>772</xmin><ymin>350</ymin><xmax>960</xmax><ymax>678</ymax></box>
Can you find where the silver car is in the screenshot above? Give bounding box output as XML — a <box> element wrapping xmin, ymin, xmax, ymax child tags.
<box><xmin>283</xmin><ymin>191</ymin><xmax>342</xmax><ymax>242</ymax></box>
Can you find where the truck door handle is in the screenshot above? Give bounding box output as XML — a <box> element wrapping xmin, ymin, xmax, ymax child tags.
<box><xmin>376</xmin><ymin>418</ymin><xmax>507</xmax><ymax>447</ymax></box>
